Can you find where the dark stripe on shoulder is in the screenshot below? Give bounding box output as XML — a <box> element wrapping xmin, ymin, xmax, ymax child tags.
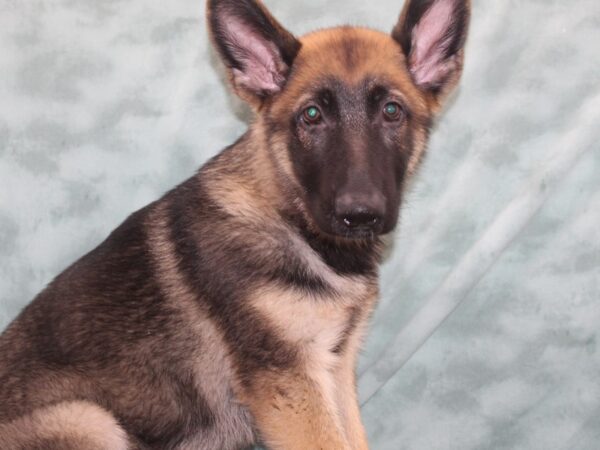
<box><xmin>166</xmin><ymin>177</ymin><xmax>299</xmax><ymax>381</ymax></box>
<box><xmin>269</xmin><ymin>264</ymin><xmax>329</xmax><ymax>294</ymax></box>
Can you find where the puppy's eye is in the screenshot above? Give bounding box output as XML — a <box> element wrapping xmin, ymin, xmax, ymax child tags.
<box><xmin>383</xmin><ymin>102</ymin><xmax>402</xmax><ymax>121</ymax></box>
<box><xmin>302</xmin><ymin>106</ymin><xmax>322</xmax><ymax>125</ymax></box>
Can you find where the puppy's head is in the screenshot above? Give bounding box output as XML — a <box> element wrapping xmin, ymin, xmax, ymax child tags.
<box><xmin>207</xmin><ymin>0</ymin><xmax>470</xmax><ymax>239</ymax></box>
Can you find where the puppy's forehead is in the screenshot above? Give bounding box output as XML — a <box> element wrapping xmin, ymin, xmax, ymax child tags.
<box><xmin>277</xmin><ymin>27</ymin><xmax>427</xmax><ymax>113</ymax></box>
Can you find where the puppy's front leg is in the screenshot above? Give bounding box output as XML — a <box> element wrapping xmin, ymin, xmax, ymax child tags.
<box><xmin>336</xmin><ymin>362</ymin><xmax>369</xmax><ymax>450</ymax></box>
<box><xmin>240</xmin><ymin>370</ymin><xmax>351</xmax><ymax>450</ymax></box>
<box><xmin>334</xmin><ymin>327</ymin><xmax>372</xmax><ymax>450</ymax></box>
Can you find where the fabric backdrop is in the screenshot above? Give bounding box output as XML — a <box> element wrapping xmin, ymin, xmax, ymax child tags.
<box><xmin>1</xmin><ymin>0</ymin><xmax>599</xmax><ymax>449</ymax></box>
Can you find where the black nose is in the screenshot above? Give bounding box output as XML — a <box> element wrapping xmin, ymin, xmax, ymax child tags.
<box><xmin>335</xmin><ymin>191</ymin><xmax>385</xmax><ymax>232</ymax></box>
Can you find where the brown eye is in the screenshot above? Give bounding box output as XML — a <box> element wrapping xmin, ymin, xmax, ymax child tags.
<box><xmin>383</xmin><ymin>102</ymin><xmax>402</xmax><ymax>121</ymax></box>
<box><xmin>303</xmin><ymin>106</ymin><xmax>322</xmax><ymax>125</ymax></box>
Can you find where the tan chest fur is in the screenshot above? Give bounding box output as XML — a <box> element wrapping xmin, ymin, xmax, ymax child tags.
<box><xmin>248</xmin><ymin>270</ymin><xmax>377</xmax><ymax>447</ymax></box>
<box><xmin>249</xmin><ymin>283</ymin><xmax>372</xmax><ymax>366</ymax></box>
<box><xmin>247</xmin><ymin>224</ymin><xmax>378</xmax><ymax>368</ymax></box>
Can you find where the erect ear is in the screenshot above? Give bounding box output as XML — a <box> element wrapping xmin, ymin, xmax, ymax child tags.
<box><xmin>392</xmin><ymin>0</ymin><xmax>470</xmax><ymax>106</ymax></box>
<box><xmin>207</xmin><ymin>0</ymin><xmax>301</xmax><ymax>107</ymax></box>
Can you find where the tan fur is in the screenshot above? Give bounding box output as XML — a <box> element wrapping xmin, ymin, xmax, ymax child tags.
<box><xmin>203</xmin><ymin>129</ymin><xmax>286</xmax><ymax>223</ymax></box>
<box><xmin>0</xmin><ymin>401</ymin><xmax>129</xmax><ymax>450</ymax></box>
<box><xmin>272</xmin><ymin>28</ymin><xmax>429</xmax><ymax>117</ymax></box>
<box><xmin>237</xmin><ymin>295</ymin><xmax>375</xmax><ymax>450</ymax></box>
<box><xmin>332</xmin><ymin>304</ymin><xmax>375</xmax><ymax>450</ymax></box>
<box><xmin>246</xmin><ymin>275</ymin><xmax>377</xmax><ymax>448</ymax></box>
<box><xmin>407</xmin><ymin>125</ymin><xmax>429</xmax><ymax>177</ymax></box>
<box><xmin>335</xmin><ymin>355</ymin><xmax>368</xmax><ymax>449</ymax></box>
<box><xmin>238</xmin><ymin>370</ymin><xmax>350</xmax><ymax>450</ymax></box>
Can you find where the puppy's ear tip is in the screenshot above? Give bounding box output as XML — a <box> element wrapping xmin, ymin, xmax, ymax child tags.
<box><xmin>206</xmin><ymin>0</ymin><xmax>299</xmax><ymax>106</ymax></box>
<box><xmin>393</xmin><ymin>0</ymin><xmax>470</xmax><ymax>103</ymax></box>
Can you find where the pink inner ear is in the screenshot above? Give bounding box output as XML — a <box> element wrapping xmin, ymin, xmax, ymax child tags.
<box><xmin>409</xmin><ymin>0</ymin><xmax>457</xmax><ymax>86</ymax></box>
<box><xmin>224</xmin><ymin>19</ymin><xmax>286</xmax><ymax>94</ymax></box>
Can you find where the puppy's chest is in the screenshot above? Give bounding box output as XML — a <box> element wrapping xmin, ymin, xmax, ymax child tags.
<box><xmin>252</xmin><ymin>281</ymin><xmax>374</xmax><ymax>365</ymax></box>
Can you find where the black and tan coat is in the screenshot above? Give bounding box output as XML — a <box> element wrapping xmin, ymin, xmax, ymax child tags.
<box><xmin>0</xmin><ymin>0</ymin><xmax>470</xmax><ymax>448</ymax></box>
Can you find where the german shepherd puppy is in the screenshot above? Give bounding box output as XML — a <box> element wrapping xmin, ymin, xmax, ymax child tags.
<box><xmin>0</xmin><ymin>0</ymin><xmax>470</xmax><ymax>448</ymax></box>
